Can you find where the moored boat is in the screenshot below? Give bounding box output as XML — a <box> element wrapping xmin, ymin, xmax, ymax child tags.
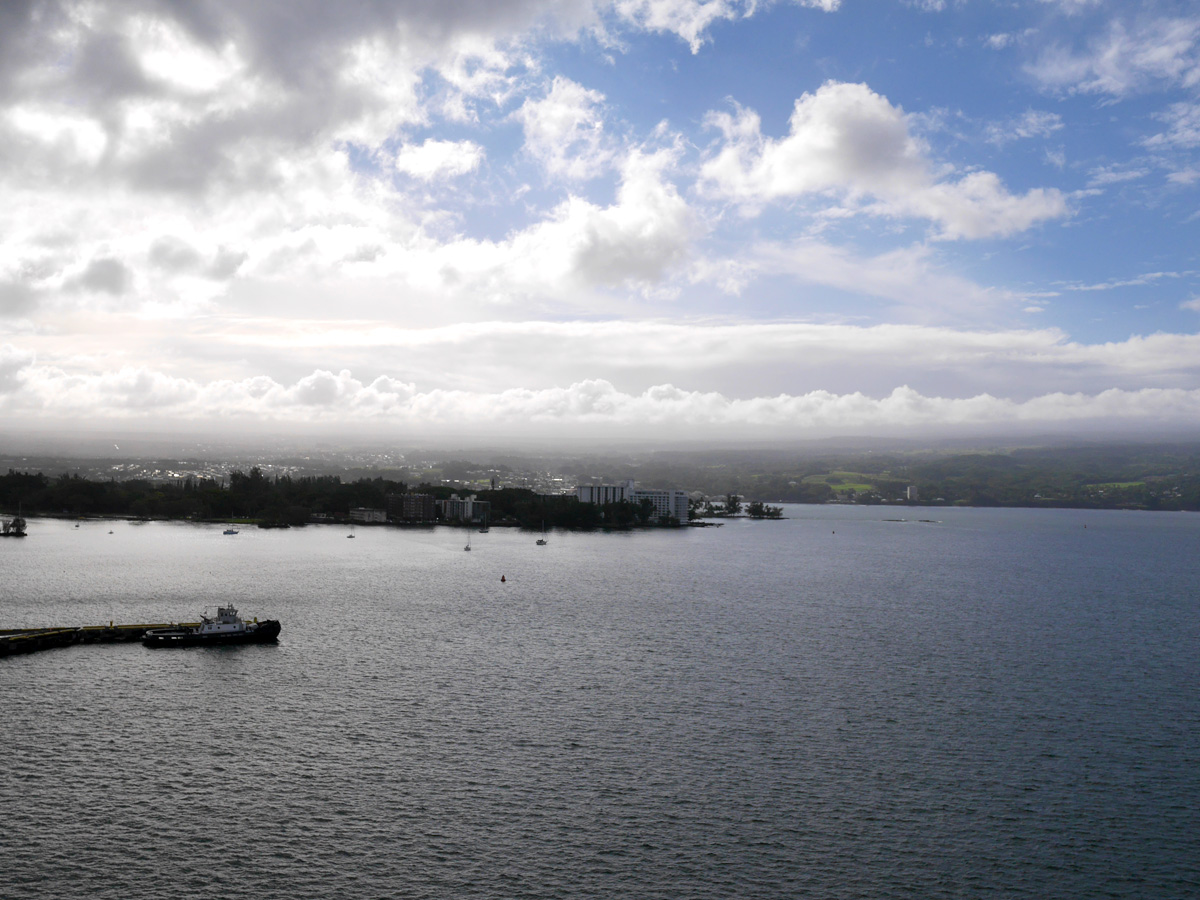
<box><xmin>1</xmin><ymin>508</ymin><xmax>27</xmax><ymax>537</ymax></box>
<box><xmin>142</xmin><ymin>603</ymin><xmax>280</xmax><ymax>648</ymax></box>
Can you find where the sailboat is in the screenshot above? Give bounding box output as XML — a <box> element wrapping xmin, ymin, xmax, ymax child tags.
<box><xmin>536</xmin><ymin>520</ymin><xmax>547</xmax><ymax>546</ymax></box>
<box><xmin>347</xmin><ymin>524</ymin><xmax>356</xmax><ymax>539</ymax></box>
<box><xmin>464</xmin><ymin>530</ymin><xmax>472</xmax><ymax>551</ymax></box>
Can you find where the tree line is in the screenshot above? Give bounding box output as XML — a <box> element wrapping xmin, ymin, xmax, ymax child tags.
<box><xmin>0</xmin><ymin>469</ymin><xmax>684</xmax><ymax>529</ymax></box>
<box><xmin>0</xmin><ymin>468</ymin><xmax>403</xmax><ymax>525</ymax></box>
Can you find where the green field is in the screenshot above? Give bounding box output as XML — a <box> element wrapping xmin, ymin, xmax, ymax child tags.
<box><xmin>803</xmin><ymin>472</ymin><xmax>876</xmax><ymax>493</ymax></box>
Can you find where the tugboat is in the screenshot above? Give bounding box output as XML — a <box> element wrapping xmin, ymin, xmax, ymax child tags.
<box><xmin>1</xmin><ymin>511</ymin><xmax>27</xmax><ymax>537</ymax></box>
<box><xmin>142</xmin><ymin>603</ymin><xmax>281</xmax><ymax>648</ymax></box>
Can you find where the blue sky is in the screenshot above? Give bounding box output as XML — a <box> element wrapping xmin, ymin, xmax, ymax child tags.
<box><xmin>1</xmin><ymin>0</ymin><xmax>1199</xmax><ymax>442</ymax></box>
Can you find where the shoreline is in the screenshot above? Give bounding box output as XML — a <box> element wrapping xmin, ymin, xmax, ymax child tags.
<box><xmin>10</xmin><ymin>503</ymin><xmax>1191</xmax><ymax>535</ymax></box>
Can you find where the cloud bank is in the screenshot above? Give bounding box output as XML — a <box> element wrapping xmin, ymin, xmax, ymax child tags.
<box><xmin>5</xmin><ymin>360</ymin><xmax>1200</xmax><ymax>440</ymax></box>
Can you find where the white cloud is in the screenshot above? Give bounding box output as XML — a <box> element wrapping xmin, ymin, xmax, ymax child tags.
<box><xmin>148</xmin><ymin>237</ymin><xmax>204</xmax><ymax>273</ymax></box>
<box><xmin>701</xmin><ymin>81</ymin><xmax>1067</xmax><ymax>239</ymax></box>
<box><xmin>614</xmin><ymin>0</ymin><xmax>743</xmax><ymax>53</ymax></box>
<box><xmin>1181</xmin><ymin>297</ymin><xmax>1200</xmax><ymax>312</ymax></box>
<box><xmin>750</xmin><ymin>239</ymin><xmax>1022</xmax><ymax>319</ymax></box>
<box><xmin>1086</xmin><ymin>165</ymin><xmax>1150</xmax><ymax>187</ymax></box>
<box><xmin>1168</xmin><ymin>167</ymin><xmax>1200</xmax><ymax>185</ymax></box>
<box><xmin>0</xmin><ymin>343</ymin><xmax>34</xmax><ymax>392</ymax></box>
<box><xmin>5</xmin><ymin>105</ymin><xmax>110</xmax><ymax>166</ymax></box>
<box><xmin>1037</xmin><ymin>0</ymin><xmax>1102</xmax><ymax>13</ymax></box>
<box><xmin>1058</xmin><ymin>271</ymin><xmax>1189</xmax><ymax>292</ymax></box>
<box><xmin>0</xmin><ymin>137</ymin><xmax>396</xmax><ymax>320</ymax></box>
<box><xmin>76</xmin><ymin>258</ymin><xmax>133</xmax><ymax>295</ymax></box>
<box><xmin>0</xmin><ymin>0</ymin><xmax>595</xmax><ymax>198</ymax></box>
<box><xmin>427</xmin><ymin>147</ymin><xmax>695</xmax><ymax>298</ymax></box>
<box><xmin>1144</xmin><ymin>102</ymin><xmax>1200</xmax><ymax>150</ymax></box>
<box><xmin>610</xmin><ymin>0</ymin><xmax>839</xmax><ymax>53</ymax></box>
<box><xmin>986</xmin><ymin>109</ymin><xmax>1064</xmax><ymax>145</ymax></box>
<box><xmin>393</xmin><ymin>139</ymin><xmax>484</xmax><ymax>180</ymax></box>
<box><xmin>0</xmin><ymin>281</ymin><xmax>39</xmax><ymax>318</ymax></box>
<box><xmin>514</xmin><ymin>76</ymin><xmax>613</xmax><ymax>179</ymax></box>
<box><xmin>1028</xmin><ymin>17</ymin><xmax>1200</xmax><ymax>97</ymax></box>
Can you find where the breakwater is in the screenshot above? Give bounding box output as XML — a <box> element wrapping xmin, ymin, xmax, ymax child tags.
<box><xmin>0</xmin><ymin>623</ymin><xmax>197</xmax><ymax>657</ymax></box>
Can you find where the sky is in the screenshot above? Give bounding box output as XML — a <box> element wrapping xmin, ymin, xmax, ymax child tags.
<box><xmin>2</xmin><ymin>0</ymin><xmax>1200</xmax><ymax>445</ymax></box>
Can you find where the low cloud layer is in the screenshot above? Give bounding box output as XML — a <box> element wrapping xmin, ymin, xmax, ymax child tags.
<box><xmin>5</xmin><ymin>358</ymin><xmax>1200</xmax><ymax>441</ymax></box>
<box><xmin>6</xmin><ymin>317</ymin><xmax>1200</xmax><ymax>440</ymax></box>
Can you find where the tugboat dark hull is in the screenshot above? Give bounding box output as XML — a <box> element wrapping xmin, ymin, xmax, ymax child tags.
<box><xmin>143</xmin><ymin>620</ymin><xmax>281</xmax><ymax>648</ymax></box>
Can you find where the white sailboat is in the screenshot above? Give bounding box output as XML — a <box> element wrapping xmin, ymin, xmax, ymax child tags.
<box><xmin>536</xmin><ymin>520</ymin><xmax>547</xmax><ymax>546</ymax></box>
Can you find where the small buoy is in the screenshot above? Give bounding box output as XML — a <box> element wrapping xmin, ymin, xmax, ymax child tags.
<box><xmin>501</xmin><ymin>575</ymin><xmax>506</xmax><ymax>582</ymax></box>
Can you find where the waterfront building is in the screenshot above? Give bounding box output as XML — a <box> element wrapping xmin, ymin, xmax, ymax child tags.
<box><xmin>437</xmin><ymin>495</ymin><xmax>491</xmax><ymax>524</ymax></box>
<box><xmin>632</xmin><ymin>486</ymin><xmax>689</xmax><ymax>522</ymax></box>
<box><xmin>388</xmin><ymin>492</ymin><xmax>435</xmax><ymax>522</ymax></box>
<box><xmin>349</xmin><ymin>507</ymin><xmax>387</xmax><ymax>523</ymax></box>
<box><xmin>577</xmin><ymin>482</ymin><xmax>631</xmax><ymax>505</ymax></box>
<box><xmin>577</xmin><ymin>479</ymin><xmax>689</xmax><ymax>523</ymax></box>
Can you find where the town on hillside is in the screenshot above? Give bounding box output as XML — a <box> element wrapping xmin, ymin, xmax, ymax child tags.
<box><xmin>5</xmin><ymin>441</ymin><xmax>1200</xmax><ymax>527</ymax></box>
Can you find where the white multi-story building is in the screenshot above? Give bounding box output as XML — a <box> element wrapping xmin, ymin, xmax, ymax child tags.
<box><xmin>633</xmin><ymin>486</ymin><xmax>689</xmax><ymax>522</ymax></box>
<box><xmin>349</xmin><ymin>507</ymin><xmax>387</xmax><ymax>523</ymax></box>
<box><xmin>577</xmin><ymin>482</ymin><xmax>632</xmax><ymax>505</ymax></box>
<box><xmin>437</xmin><ymin>495</ymin><xmax>491</xmax><ymax>523</ymax></box>
<box><xmin>577</xmin><ymin>479</ymin><xmax>688</xmax><ymax>523</ymax></box>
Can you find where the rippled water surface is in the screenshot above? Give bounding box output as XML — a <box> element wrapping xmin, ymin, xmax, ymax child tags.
<box><xmin>3</xmin><ymin>508</ymin><xmax>1199</xmax><ymax>898</ymax></box>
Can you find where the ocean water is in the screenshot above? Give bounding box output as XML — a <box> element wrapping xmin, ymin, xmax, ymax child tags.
<box><xmin>2</xmin><ymin>507</ymin><xmax>1198</xmax><ymax>899</ymax></box>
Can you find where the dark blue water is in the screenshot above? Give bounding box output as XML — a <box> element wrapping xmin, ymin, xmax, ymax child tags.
<box><xmin>2</xmin><ymin>508</ymin><xmax>1198</xmax><ymax>898</ymax></box>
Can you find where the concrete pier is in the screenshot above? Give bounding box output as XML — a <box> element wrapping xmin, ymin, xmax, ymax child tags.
<box><xmin>0</xmin><ymin>623</ymin><xmax>199</xmax><ymax>657</ymax></box>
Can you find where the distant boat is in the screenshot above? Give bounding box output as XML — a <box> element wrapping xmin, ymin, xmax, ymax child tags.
<box><xmin>464</xmin><ymin>531</ymin><xmax>472</xmax><ymax>551</ymax></box>
<box><xmin>223</xmin><ymin>527</ymin><xmax>239</xmax><ymax>535</ymax></box>
<box><xmin>536</xmin><ymin>520</ymin><xmax>547</xmax><ymax>546</ymax></box>
<box><xmin>347</xmin><ymin>525</ymin><xmax>356</xmax><ymax>539</ymax></box>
